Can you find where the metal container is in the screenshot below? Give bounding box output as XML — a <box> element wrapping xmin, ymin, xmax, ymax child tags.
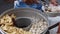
<box><xmin>0</xmin><ymin>8</ymin><xmax>49</xmax><ymax>34</ymax></box>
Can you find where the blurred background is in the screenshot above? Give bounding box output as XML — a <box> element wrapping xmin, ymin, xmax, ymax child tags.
<box><xmin>0</xmin><ymin>0</ymin><xmax>14</xmax><ymax>14</ymax></box>
<box><xmin>0</xmin><ymin>0</ymin><xmax>60</xmax><ymax>14</ymax></box>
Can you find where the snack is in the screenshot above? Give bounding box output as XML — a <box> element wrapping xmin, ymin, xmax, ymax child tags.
<box><xmin>29</xmin><ymin>19</ymin><xmax>48</xmax><ymax>34</ymax></box>
<box><xmin>0</xmin><ymin>14</ymin><xmax>32</xmax><ymax>34</ymax></box>
<box><xmin>0</xmin><ymin>14</ymin><xmax>48</xmax><ymax>34</ymax></box>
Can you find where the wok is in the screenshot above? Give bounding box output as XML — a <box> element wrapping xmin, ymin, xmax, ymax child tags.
<box><xmin>0</xmin><ymin>8</ymin><xmax>49</xmax><ymax>34</ymax></box>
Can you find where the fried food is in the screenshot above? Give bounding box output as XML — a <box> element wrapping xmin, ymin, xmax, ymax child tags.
<box><xmin>0</xmin><ymin>14</ymin><xmax>32</xmax><ymax>34</ymax></box>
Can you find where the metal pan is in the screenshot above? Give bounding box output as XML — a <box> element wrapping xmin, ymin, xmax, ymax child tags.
<box><xmin>0</xmin><ymin>8</ymin><xmax>49</xmax><ymax>34</ymax></box>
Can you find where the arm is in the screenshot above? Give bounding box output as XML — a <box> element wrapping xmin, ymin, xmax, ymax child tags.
<box><xmin>57</xmin><ymin>22</ymin><xmax>60</xmax><ymax>34</ymax></box>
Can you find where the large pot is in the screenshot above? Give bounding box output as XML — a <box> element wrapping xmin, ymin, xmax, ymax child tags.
<box><xmin>0</xmin><ymin>8</ymin><xmax>49</xmax><ymax>34</ymax></box>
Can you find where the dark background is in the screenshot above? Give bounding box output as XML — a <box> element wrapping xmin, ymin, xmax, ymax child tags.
<box><xmin>0</xmin><ymin>0</ymin><xmax>13</xmax><ymax>14</ymax></box>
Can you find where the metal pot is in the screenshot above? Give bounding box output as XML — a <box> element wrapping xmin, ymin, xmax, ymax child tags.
<box><xmin>0</xmin><ymin>8</ymin><xmax>49</xmax><ymax>34</ymax></box>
